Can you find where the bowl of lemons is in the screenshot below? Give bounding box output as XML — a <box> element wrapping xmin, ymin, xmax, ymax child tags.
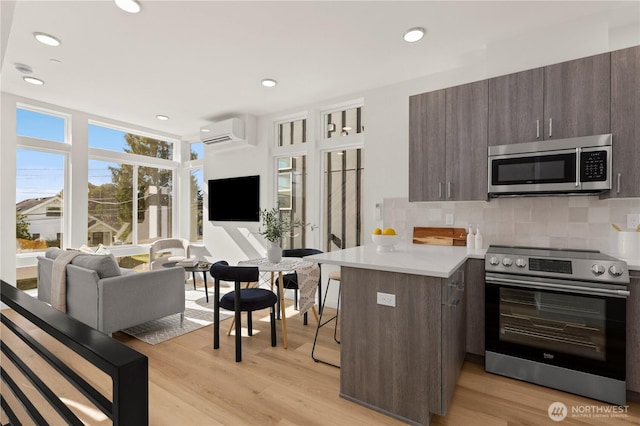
<box><xmin>371</xmin><ymin>227</ymin><xmax>400</xmax><ymax>252</ymax></box>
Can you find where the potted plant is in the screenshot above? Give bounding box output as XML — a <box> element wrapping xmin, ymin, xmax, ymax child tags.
<box><xmin>259</xmin><ymin>206</ymin><xmax>313</xmax><ymax>263</ymax></box>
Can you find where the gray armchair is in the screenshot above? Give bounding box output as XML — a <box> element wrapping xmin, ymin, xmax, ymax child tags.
<box><xmin>37</xmin><ymin>248</ymin><xmax>185</xmax><ymax>336</ymax></box>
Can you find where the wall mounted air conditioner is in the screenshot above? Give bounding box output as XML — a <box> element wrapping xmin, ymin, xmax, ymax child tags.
<box><xmin>201</xmin><ymin>118</ymin><xmax>245</xmax><ymax>145</ymax></box>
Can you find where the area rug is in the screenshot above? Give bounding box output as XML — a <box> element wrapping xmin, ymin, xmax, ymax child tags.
<box><xmin>121</xmin><ymin>285</ymin><xmax>233</xmax><ymax>345</ymax></box>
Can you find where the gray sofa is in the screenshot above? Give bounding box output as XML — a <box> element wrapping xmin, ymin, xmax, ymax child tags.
<box><xmin>37</xmin><ymin>248</ymin><xmax>186</xmax><ymax>335</ymax></box>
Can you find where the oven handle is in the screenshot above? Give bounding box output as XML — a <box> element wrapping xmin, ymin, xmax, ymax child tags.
<box><xmin>485</xmin><ymin>276</ymin><xmax>630</xmax><ymax>298</ymax></box>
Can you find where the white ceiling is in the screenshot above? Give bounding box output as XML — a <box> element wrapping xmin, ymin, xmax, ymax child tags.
<box><xmin>2</xmin><ymin>1</ymin><xmax>639</xmax><ymax>138</ymax></box>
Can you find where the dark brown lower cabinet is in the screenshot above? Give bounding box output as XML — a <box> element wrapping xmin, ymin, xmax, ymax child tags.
<box><xmin>340</xmin><ymin>264</ymin><xmax>466</xmax><ymax>425</ymax></box>
<box><xmin>465</xmin><ymin>258</ymin><xmax>485</xmax><ymax>357</ymax></box>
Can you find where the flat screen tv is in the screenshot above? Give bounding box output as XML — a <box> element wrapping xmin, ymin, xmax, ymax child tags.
<box><xmin>208</xmin><ymin>175</ymin><xmax>260</xmax><ymax>222</ymax></box>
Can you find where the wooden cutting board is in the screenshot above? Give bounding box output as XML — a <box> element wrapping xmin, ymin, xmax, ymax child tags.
<box><xmin>413</xmin><ymin>227</ymin><xmax>468</xmax><ymax>246</ymax></box>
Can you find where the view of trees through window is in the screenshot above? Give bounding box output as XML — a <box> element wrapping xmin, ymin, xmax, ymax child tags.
<box><xmin>88</xmin><ymin>134</ymin><xmax>175</xmax><ymax>246</ymax></box>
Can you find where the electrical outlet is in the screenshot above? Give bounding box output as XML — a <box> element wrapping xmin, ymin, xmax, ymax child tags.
<box><xmin>628</xmin><ymin>214</ymin><xmax>640</xmax><ymax>230</ymax></box>
<box><xmin>445</xmin><ymin>213</ymin><xmax>454</xmax><ymax>225</ymax></box>
<box><xmin>377</xmin><ymin>292</ymin><xmax>396</xmax><ymax>307</ymax></box>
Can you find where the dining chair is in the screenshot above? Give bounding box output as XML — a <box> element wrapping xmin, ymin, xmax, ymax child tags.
<box><xmin>210</xmin><ymin>261</ymin><xmax>277</xmax><ymax>362</ymax></box>
<box><xmin>278</xmin><ymin>248</ymin><xmax>323</xmax><ymax>325</ymax></box>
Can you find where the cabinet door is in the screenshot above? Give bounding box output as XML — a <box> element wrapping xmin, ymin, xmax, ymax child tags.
<box><xmin>544</xmin><ymin>53</ymin><xmax>611</xmax><ymax>139</ymax></box>
<box><xmin>441</xmin><ymin>266</ymin><xmax>466</xmax><ymax>415</ymax></box>
<box><xmin>488</xmin><ymin>68</ymin><xmax>544</xmax><ymax>146</ymax></box>
<box><xmin>409</xmin><ymin>90</ymin><xmax>446</xmax><ymax>201</ymax></box>
<box><xmin>628</xmin><ymin>271</ymin><xmax>640</xmax><ymax>393</ymax></box>
<box><xmin>609</xmin><ymin>45</ymin><xmax>640</xmax><ymax>198</ymax></box>
<box><xmin>465</xmin><ymin>258</ymin><xmax>485</xmax><ymax>356</ymax></box>
<box><xmin>445</xmin><ymin>81</ymin><xmax>488</xmax><ymax>201</ymax></box>
<box><xmin>340</xmin><ymin>267</ymin><xmax>442</xmax><ymax>424</ymax></box>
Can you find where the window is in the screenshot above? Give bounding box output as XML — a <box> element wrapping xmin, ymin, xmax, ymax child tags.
<box><xmin>277</xmin><ymin>156</ymin><xmax>308</xmax><ymax>249</ymax></box>
<box><xmin>46</xmin><ymin>207</ymin><xmax>61</xmax><ymax>217</ymax></box>
<box><xmin>191</xmin><ymin>142</ymin><xmax>204</xmax><ymax>160</ymax></box>
<box><xmin>324</xmin><ymin>149</ymin><xmax>364</xmax><ymax>252</ymax></box>
<box><xmin>89</xmin><ymin>124</ymin><xmax>174</xmax><ymax>160</ymax></box>
<box><xmin>16</xmin><ymin>149</ymin><xmax>65</xmax><ymax>253</ymax></box>
<box><xmin>189</xmin><ymin>168</ymin><xmax>204</xmax><ymax>241</ymax></box>
<box><xmin>325</xmin><ymin>106</ymin><xmax>363</xmax><ymax>139</ymax></box>
<box><xmin>88</xmin><ymin>160</ymin><xmax>133</xmax><ymax>246</ymax></box>
<box><xmin>137</xmin><ymin>166</ymin><xmax>173</xmax><ymax>244</ymax></box>
<box><xmin>17</xmin><ymin>108</ymin><xmax>65</xmax><ymax>143</ymax></box>
<box><xmin>278</xmin><ymin>118</ymin><xmax>306</xmax><ymax>146</ymax></box>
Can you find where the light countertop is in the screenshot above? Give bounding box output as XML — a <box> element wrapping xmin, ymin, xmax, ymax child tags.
<box><xmin>305</xmin><ymin>244</ymin><xmax>486</xmax><ymax>278</ymax></box>
<box><xmin>305</xmin><ymin>244</ymin><xmax>639</xmax><ymax>276</ymax></box>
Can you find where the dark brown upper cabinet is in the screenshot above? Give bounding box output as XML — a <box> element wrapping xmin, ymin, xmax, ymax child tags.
<box><xmin>604</xmin><ymin>45</ymin><xmax>640</xmax><ymax>198</ymax></box>
<box><xmin>488</xmin><ymin>53</ymin><xmax>611</xmax><ymax>145</ymax></box>
<box><xmin>445</xmin><ymin>81</ymin><xmax>488</xmax><ymax>201</ymax></box>
<box><xmin>409</xmin><ymin>90</ymin><xmax>446</xmax><ymax>202</ymax></box>
<box><xmin>409</xmin><ymin>82</ymin><xmax>488</xmax><ymax>202</ymax></box>
<box><xmin>544</xmin><ymin>52</ymin><xmax>611</xmax><ymax>140</ymax></box>
<box><xmin>488</xmin><ymin>68</ymin><xmax>544</xmax><ymax>145</ymax></box>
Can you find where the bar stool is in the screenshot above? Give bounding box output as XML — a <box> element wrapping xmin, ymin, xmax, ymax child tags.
<box><xmin>311</xmin><ymin>269</ymin><xmax>341</xmax><ymax>368</ymax></box>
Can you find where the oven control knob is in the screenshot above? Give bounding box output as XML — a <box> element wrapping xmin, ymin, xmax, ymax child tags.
<box><xmin>489</xmin><ymin>256</ymin><xmax>500</xmax><ymax>266</ymax></box>
<box><xmin>502</xmin><ymin>257</ymin><xmax>513</xmax><ymax>267</ymax></box>
<box><xmin>591</xmin><ymin>264</ymin><xmax>605</xmax><ymax>275</ymax></box>
<box><xmin>609</xmin><ymin>265</ymin><xmax>624</xmax><ymax>277</ymax></box>
<box><xmin>515</xmin><ymin>258</ymin><xmax>527</xmax><ymax>268</ymax></box>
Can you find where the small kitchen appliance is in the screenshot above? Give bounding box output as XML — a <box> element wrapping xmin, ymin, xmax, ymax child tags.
<box><xmin>484</xmin><ymin>245</ymin><xmax>630</xmax><ymax>405</ymax></box>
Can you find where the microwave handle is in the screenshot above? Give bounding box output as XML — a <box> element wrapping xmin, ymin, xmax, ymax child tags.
<box><xmin>575</xmin><ymin>148</ymin><xmax>581</xmax><ymax>187</ymax></box>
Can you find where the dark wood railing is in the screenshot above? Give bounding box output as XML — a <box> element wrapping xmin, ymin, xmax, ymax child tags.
<box><xmin>0</xmin><ymin>280</ymin><xmax>148</xmax><ymax>425</ymax></box>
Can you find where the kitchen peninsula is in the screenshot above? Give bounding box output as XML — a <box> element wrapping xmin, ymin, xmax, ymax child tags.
<box><xmin>306</xmin><ymin>244</ymin><xmax>486</xmax><ymax>426</ymax></box>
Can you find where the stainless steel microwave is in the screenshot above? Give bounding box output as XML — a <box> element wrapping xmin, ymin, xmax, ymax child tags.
<box><xmin>488</xmin><ymin>134</ymin><xmax>612</xmax><ymax>197</ymax></box>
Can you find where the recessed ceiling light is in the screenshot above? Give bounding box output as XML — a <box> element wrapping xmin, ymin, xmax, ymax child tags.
<box><xmin>15</xmin><ymin>63</ymin><xmax>33</xmax><ymax>74</ymax></box>
<box><xmin>156</xmin><ymin>115</ymin><xmax>169</xmax><ymax>121</ymax></box>
<box><xmin>24</xmin><ymin>76</ymin><xmax>44</xmax><ymax>85</ymax></box>
<box><xmin>261</xmin><ymin>79</ymin><xmax>277</xmax><ymax>88</ymax></box>
<box><xmin>115</xmin><ymin>0</ymin><xmax>141</xmax><ymax>13</ymax></box>
<box><xmin>33</xmin><ymin>32</ymin><xmax>61</xmax><ymax>47</ymax></box>
<box><xmin>403</xmin><ymin>27</ymin><xmax>425</xmax><ymax>43</ymax></box>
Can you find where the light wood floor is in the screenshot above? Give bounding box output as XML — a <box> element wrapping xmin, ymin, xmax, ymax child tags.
<box><xmin>3</xmin><ymin>289</ymin><xmax>640</xmax><ymax>425</ymax></box>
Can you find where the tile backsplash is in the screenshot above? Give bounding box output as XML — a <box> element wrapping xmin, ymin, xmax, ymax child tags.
<box><xmin>383</xmin><ymin>196</ymin><xmax>640</xmax><ymax>257</ymax></box>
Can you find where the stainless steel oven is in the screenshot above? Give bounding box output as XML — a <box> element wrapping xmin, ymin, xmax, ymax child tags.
<box><xmin>488</xmin><ymin>134</ymin><xmax>612</xmax><ymax>197</ymax></box>
<box><xmin>485</xmin><ymin>245</ymin><xmax>630</xmax><ymax>405</ymax></box>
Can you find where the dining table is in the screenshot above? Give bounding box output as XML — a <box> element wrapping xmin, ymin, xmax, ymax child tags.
<box><xmin>238</xmin><ymin>257</ymin><xmax>318</xmax><ymax>349</ymax></box>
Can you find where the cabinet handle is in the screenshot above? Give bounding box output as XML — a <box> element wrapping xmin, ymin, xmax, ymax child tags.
<box><xmin>438</xmin><ymin>182</ymin><xmax>443</xmax><ymax>199</ymax></box>
<box><xmin>617</xmin><ymin>172</ymin><xmax>621</xmax><ymax>194</ymax></box>
<box><xmin>549</xmin><ymin>118</ymin><xmax>553</xmax><ymax>138</ymax></box>
<box><xmin>447</xmin><ymin>182</ymin><xmax>452</xmax><ymax>199</ymax></box>
<box><xmin>536</xmin><ymin>120</ymin><xmax>540</xmax><ymax>139</ymax></box>
<box><xmin>448</xmin><ymin>299</ymin><xmax>460</xmax><ymax>308</ymax></box>
<box><xmin>575</xmin><ymin>148</ymin><xmax>581</xmax><ymax>187</ymax></box>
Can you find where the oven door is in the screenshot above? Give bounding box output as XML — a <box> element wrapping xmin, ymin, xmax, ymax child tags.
<box><xmin>489</xmin><ymin>149</ymin><xmax>578</xmax><ymax>194</ymax></box>
<box><xmin>485</xmin><ymin>274</ymin><xmax>627</xmax><ymax>381</ymax></box>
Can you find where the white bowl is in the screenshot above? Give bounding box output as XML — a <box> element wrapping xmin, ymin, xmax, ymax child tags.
<box><xmin>371</xmin><ymin>234</ymin><xmax>400</xmax><ymax>252</ymax></box>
